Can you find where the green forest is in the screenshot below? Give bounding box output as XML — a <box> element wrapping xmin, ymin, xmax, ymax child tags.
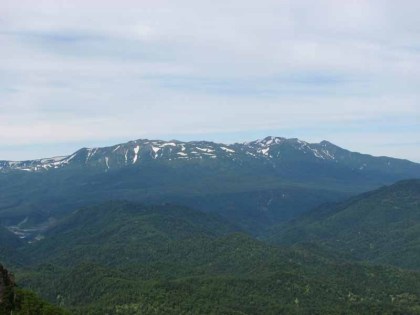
<box><xmin>1</xmin><ymin>180</ymin><xmax>420</xmax><ymax>314</ymax></box>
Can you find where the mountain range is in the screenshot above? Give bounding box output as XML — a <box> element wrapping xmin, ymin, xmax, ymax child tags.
<box><xmin>0</xmin><ymin>136</ymin><xmax>419</xmax><ymax>314</ymax></box>
<box><xmin>1</xmin><ymin>137</ymin><xmax>418</xmax><ymax>177</ymax></box>
<box><xmin>0</xmin><ymin>136</ymin><xmax>419</xmax><ymax>234</ymax></box>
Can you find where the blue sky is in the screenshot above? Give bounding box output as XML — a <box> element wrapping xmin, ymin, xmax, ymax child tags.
<box><xmin>0</xmin><ymin>0</ymin><xmax>419</xmax><ymax>161</ymax></box>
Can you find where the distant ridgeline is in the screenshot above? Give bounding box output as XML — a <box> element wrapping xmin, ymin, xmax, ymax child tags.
<box><xmin>0</xmin><ymin>136</ymin><xmax>419</xmax><ymax>233</ymax></box>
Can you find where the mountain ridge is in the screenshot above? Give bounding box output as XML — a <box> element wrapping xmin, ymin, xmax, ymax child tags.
<box><xmin>268</xmin><ymin>179</ymin><xmax>420</xmax><ymax>269</ymax></box>
<box><xmin>0</xmin><ymin>136</ymin><xmax>419</xmax><ymax>232</ymax></box>
<box><xmin>1</xmin><ymin>136</ymin><xmax>418</xmax><ymax>173</ymax></box>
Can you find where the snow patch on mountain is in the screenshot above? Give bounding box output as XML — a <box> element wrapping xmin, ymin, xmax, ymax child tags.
<box><xmin>133</xmin><ymin>146</ymin><xmax>140</xmax><ymax>164</ymax></box>
<box><xmin>0</xmin><ymin>137</ymin><xmax>345</xmax><ymax>173</ymax></box>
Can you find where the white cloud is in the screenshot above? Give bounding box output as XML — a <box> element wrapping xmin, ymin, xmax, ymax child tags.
<box><xmin>0</xmin><ymin>0</ymin><xmax>419</xmax><ymax>161</ymax></box>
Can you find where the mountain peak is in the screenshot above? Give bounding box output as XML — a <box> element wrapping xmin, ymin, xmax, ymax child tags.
<box><xmin>0</xmin><ymin>136</ymin><xmax>418</xmax><ymax>174</ymax></box>
<box><xmin>245</xmin><ymin>136</ymin><xmax>286</xmax><ymax>145</ymax></box>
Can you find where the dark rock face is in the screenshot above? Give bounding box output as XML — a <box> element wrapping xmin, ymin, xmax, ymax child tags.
<box><xmin>0</xmin><ymin>264</ymin><xmax>15</xmax><ymax>311</ymax></box>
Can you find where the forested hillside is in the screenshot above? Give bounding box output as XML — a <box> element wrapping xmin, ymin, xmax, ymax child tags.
<box><xmin>2</xmin><ymin>201</ymin><xmax>419</xmax><ymax>314</ymax></box>
<box><xmin>268</xmin><ymin>179</ymin><xmax>420</xmax><ymax>269</ymax></box>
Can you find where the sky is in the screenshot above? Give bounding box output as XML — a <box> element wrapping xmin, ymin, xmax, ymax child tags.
<box><xmin>0</xmin><ymin>0</ymin><xmax>419</xmax><ymax>162</ymax></box>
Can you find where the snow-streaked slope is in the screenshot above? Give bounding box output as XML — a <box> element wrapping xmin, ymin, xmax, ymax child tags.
<box><xmin>0</xmin><ymin>136</ymin><xmax>417</xmax><ymax>175</ymax></box>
